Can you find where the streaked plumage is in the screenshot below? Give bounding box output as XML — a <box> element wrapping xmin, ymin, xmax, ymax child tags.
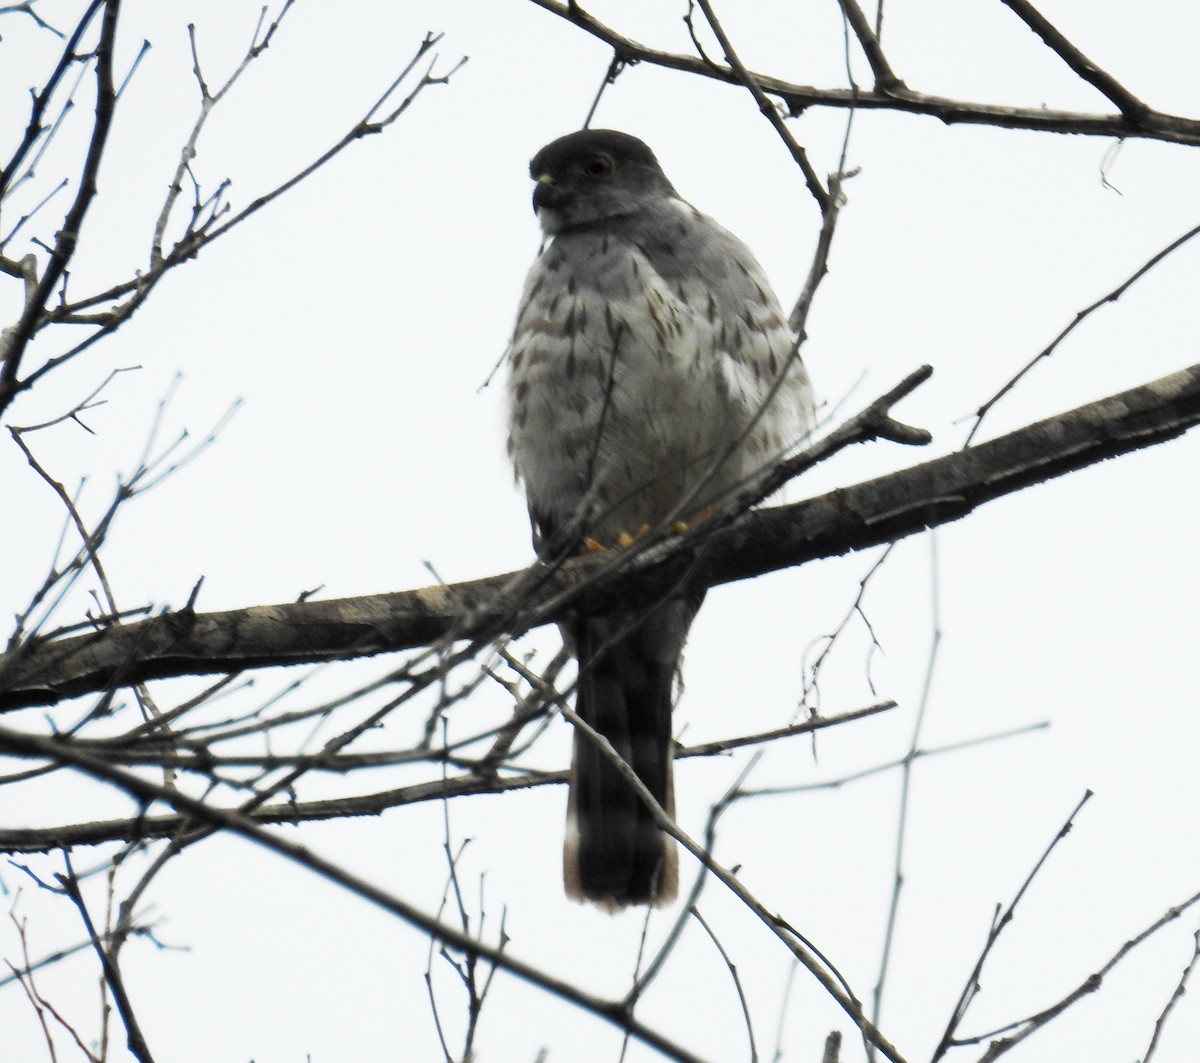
<box><xmin>506</xmin><ymin>130</ymin><xmax>815</xmax><ymax>908</ymax></box>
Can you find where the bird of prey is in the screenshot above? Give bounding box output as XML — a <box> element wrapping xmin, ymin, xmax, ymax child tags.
<box><xmin>505</xmin><ymin>129</ymin><xmax>815</xmax><ymax>909</ymax></box>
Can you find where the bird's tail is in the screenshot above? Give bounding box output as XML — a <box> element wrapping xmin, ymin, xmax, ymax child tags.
<box><xmin>564</xmin><ymin>598</ymin><xmax>698</xmax><ymax>909</ymax></box>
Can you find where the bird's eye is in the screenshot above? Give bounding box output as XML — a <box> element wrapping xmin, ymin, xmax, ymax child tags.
<box><xmin>583</xmin><ymin>154</ymin><xmax>615</xmax><ymax>180</ymax></box>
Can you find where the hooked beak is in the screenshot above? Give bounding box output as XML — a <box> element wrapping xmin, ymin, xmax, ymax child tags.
<box><xmin>532</xmin><ymin>172</ymin><xmax>563</xmax><ymax>213</ymax></box>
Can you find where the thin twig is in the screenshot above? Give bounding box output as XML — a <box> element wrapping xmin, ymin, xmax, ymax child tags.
<box><xmin>583</xmin><ymin>51</ymin><xmax>626</xmax><ymax>128</ymax></box>
<box><xmin>59</xmin><ymin>853</ymin><xmax>155</xmax><ymax>1063</ymax></box>
<box><xmin>932</xmin><ymin>791</ymin><xmax>1093</xmax><ymax>1061</ymax></box>
<box><xmin>0</xmin><ymin>2</ymin><xmax>66</xmax><ymax>35</ymax></box>
<box><xmin>10</xmin><ymin>428</ymin><xmax>120</xmax><ymax>620</ymax></box>
<box><xmin>679</xmin><ymin>701</ymin><xmax>895</xmax><ymax>758</ymax></box>
<box><xmin>965</xmin><ymin>218</ymin><xmax>1200</xmax><ymax>446</ymax></box>
<box><xmin>693</xmin><ymin>0</ymin><xmax>829</xmax><ymax>210</ymax></box>
<box><xmin>800</xmin><ymin>547</ymin><xmax>893</xmax><ymax>715</ymax></box>
<box><xmin>769</xmin><ymin>959</ymin><xmax>800</xmax><ymax>1063</ymax></box>
<box><xmin>870</xmin><ymin>533</ymin><xmax>940</xmax><ymax>1054</ymax></box>
<box><xmin>789</xmin><ymin>169</ymin><xmax>855</xmax><ymax>337</ymax></box>
<box><xmin>1140</xmin><ymin>926</ymin><xmax>1200</xmax><ymax>1063</ymax></box>
<box><xmin>967</xmin><ymin>889</ymin><xmax>1200</xmax><ymax>1060</ymax></box>
<box><xmin>737</xmin><ymin>720</ymin><xmax>1049</xmax><ymax>800</ymax></box>
<box><xmin>691</xmin><ymin>907</ymin><xmax>758</xmax><ymax>1062</ymax></box>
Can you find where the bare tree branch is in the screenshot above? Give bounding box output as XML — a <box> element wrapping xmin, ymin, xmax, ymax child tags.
<box><xmin>557</xmin><ymin>702</ymin><xmax>907</xmax><ymax>1062</ymax></box>
<box><xmin>59</xmin><ymin>855</ymin><xmax>154</xmax><ymax>1063</ymax></box>
<box><xmin>0</xmin><ymin>702</ymin><xmax>893</xmax><ymax>854</ymax></box>
<box><xmin>692</xmin><ymin>0</ymin><xmax>828</xmax><ymax>210</ymax></box>
<box><xmin>934</xmin><ymin>791</ymin><xmax>1094</xmax><ymax>1061</ymax></box>
<box><xmin>836</xmin><ymin>0</ymin><xmax>902</xmax><ymax>91</ymax></box>
<box><xmin>965</xmin><ymin>218</ymin><xmax>1200</xmax><ymax>445</ymax></box>
<box><xmin>966</xmin><ymin>888</ymin><xmax>1200</xmax><ymax>1060</ymax></box>
<box><xmin>0</xmin><ymin>1</ymin><xmax>101</xmax><ymax>198</ymax></box>
<box><xmin>1141</xmin><ymin>926</ymin><xmax>1200</xmax><ymax>1063</ymax></box>
<box><xmin>3</xmin><ymin>360</ymin><xmax>1199</xmax><ymax>710</ymax></box>
<box><xmin>691</xmin><ymin>907</ymin><xmax>758</xmax><ymax>1062</ymax></box>
<box><xmin>2</xmin><ymin>21</ymin><xmax>466</xmax><ymax>414</ymax></box>
<box><xmin>524</xmin><ymin>1</ymin><xmax>1200</xmax><ymax>146</ymax></box>
<box><xmin>997</xmin><ymin>0</ymin><xmax>1149</xmax><ymax>124</ymax></box>
<box><xmin>0</xmin><ymin>723</ymin><xmax>711</xmax><ymax>1063</ymax></box>
<box><xmin>871</xmin><ymin>533</ymin><xmax>940</xmax><ymax>1050</ymax></box>
<box><xmin>0</xmin><ymin>0</ymin><xmax>117</xmax><ymax>416</ymax></box>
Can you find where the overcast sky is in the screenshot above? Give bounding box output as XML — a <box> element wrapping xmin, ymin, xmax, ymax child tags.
<box><xmin>2</xmin><ymin>2</ymin><xmax>1199</xmax><ymax>1061</ymax></box>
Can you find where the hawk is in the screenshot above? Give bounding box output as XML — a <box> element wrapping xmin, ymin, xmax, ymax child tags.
<box><xmin>505</xmin><ymin>129</ymin><xmax>815</xmax><ymax>909</ymax></box>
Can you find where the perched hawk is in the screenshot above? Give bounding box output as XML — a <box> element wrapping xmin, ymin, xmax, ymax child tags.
<box><xmin>506</xmin><ymin>130</ymin><xmax>815</xmax><ymax>909</ymax></box>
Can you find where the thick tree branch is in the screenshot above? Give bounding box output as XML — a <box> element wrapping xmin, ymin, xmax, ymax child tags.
<box><xmin>1</xmin><ymin>361</ymin><xmax>1198</xmax><ymax>711</ymax></box>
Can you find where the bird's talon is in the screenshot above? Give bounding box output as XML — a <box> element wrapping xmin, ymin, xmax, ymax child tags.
<box><xmin>584</xmin><ymin>537</ymin><xmax>607</xmax><ymax>553</ymax></box>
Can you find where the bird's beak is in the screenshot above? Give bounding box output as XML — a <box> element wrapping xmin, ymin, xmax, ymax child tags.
<box><xmin>532</xmin><ymin>172</ymin><xmax>562</xmax><ymax>213</ymax></box>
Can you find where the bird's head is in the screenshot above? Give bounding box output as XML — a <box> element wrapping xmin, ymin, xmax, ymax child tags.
<box><xmin>529</xmin><ymin>129</ymin><xmax>678</xmax><ymax>235</ymax></box>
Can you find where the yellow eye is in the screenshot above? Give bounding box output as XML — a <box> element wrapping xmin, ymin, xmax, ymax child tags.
<box><xmin>583</xmin><ymin>154</ymin><xmax>615</xmax><ymax>180</ymax></box>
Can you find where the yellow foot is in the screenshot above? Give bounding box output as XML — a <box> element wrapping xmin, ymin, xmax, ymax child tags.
<box><xmin>589</xmin><ymin>516</ymin><xmax>705</xmax><ymax>551</ymax></box>
<box><xmin>666</xmin><ymin>507</ymin><xmax>714</xmax><ymax>535</ymax></box>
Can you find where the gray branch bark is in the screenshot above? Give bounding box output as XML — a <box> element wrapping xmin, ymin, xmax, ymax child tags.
<box><xmin>2</xmin><ymin>361</ymin><xmax>1198</xmax><ymax>712</ymax></box>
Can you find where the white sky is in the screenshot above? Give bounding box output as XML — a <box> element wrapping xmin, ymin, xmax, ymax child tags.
<box><xmin>2</xmin><ymin>2</ymin><xmax>1199</xmax><ymax>1061</ymax></box>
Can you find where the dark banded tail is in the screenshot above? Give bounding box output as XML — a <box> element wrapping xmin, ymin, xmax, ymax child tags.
<box><xmin>563</xmin><ymin>597</ymin><xmax>699</xmax><ymax>909</ymax></box>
